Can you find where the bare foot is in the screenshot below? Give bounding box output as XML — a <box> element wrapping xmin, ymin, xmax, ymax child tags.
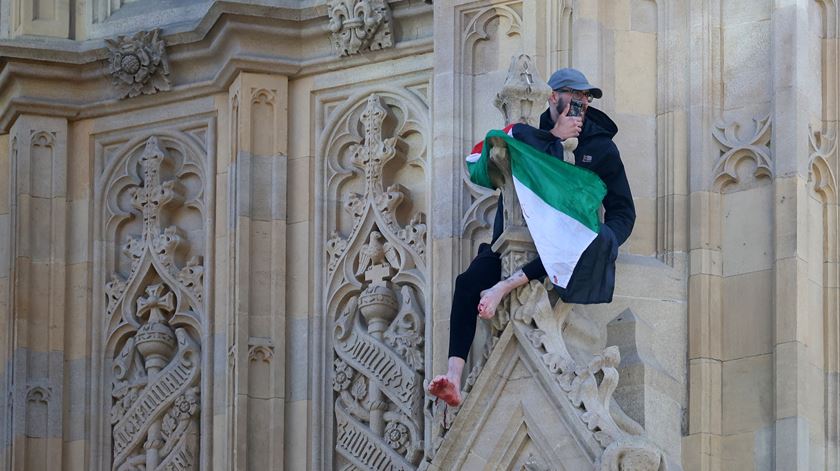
<box><xmin>428</xmin><ymin>374</ymin><xmax>462</xmax><ymax>407</ymax></box>
<box><xmin>478</xmin><ymin>284</ymin><xmax>507</xmax><ymax>319</ymax></box>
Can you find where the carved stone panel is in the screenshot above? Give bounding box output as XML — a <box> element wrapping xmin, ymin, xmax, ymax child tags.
<box><xmin>321</xmin><ymin>92</ymin><xmax>429</xmax><ymax>469</ymax></box>
<box><xmin>94</xmin><ymin>127</ymin><xmax>210</xmax><ymax>471</ymax></box>
<box><xmin>327</xmin><ymin>0</ymin><xmax>394</xmax><ymax>56</ymax></box>
<box><xmin>712</xmin><ymin>114</ymin><xmax>773</xmax><ymax>192</ymax></box>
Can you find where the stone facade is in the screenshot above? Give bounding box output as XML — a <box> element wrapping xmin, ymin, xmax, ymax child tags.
<box><xmin>0</xmin><ymin>0</ymin><xmax>836</xmax><ymax>470</ymax></box>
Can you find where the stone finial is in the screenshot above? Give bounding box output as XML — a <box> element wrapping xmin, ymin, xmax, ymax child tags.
<box><xmin>493</xmin><ymin>54</ymin><xmax>552</xmax><ymax>127</ymax></box>
<box><xmin>105</xmin><ymin>29</ymin><xmax>171</xmax><ymax>99</ymax></box>
<box><xmin>327</xmin><ymin>0</ymin><xmax>393</xmax><ymax>57</ymax></box>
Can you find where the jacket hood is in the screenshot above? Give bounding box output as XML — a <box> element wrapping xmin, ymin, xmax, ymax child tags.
<box><xmin>539</xmin><ymin>106</ymin><xmax>618</xmax><ymax>140</ymax></box>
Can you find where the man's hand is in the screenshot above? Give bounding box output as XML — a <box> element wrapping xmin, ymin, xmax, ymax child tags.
<box><xmin>550</xmin><ymin>102</ymin><xmax>583</xmax><ymax>140</ymax></box>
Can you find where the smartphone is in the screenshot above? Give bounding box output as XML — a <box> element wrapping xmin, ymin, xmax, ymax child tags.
<box><xmin>567</xmin><ymin>99</ymin><xmax>584</xmax><ymax>117</ymax></box>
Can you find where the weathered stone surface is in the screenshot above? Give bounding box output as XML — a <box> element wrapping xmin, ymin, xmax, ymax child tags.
<box><xmin>0</xmin><ymin>1</ymin><xmax>836</xmax><ymax>471</ymax></box>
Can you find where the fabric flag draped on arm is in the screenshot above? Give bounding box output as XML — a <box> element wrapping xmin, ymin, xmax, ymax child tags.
<box><xmin>466</xmin><ymin>128</ymin><xmax>607</xmax><ymax>288</ymax></box>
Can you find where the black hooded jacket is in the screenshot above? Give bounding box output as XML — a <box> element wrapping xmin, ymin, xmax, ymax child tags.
<box><xmin>490</xmin><ymin>106</ymin><xmax>636</xmax><ymax>304</ymax></box>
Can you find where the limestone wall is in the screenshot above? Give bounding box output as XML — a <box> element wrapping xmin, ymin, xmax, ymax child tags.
<box><xmin>0</xmin><ymin>0</ymin><xmax>836</xmax><ymax>470</ymax></box>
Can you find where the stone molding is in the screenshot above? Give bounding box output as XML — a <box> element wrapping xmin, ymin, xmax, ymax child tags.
<box><xmin>0</xmin><ymin>0</ymin><xmax>433</xmax><ymax>131</ymax></box>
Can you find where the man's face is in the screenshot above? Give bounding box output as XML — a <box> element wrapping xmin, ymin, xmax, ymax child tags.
<box><xmin>549</xmin><ymin>89</ymin><xmax>592</xmax><ymax>121</ymax></box>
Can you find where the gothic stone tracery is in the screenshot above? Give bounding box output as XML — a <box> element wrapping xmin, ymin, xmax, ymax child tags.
<box><xmin>325</xmin><ymin>94</ymin><xmax>428</xmax><ymax>469</ymax></box>
<box><xmin>102</xmin><ymin>135</ymin><xmax>207</xmax><ymax>470</ymax></box>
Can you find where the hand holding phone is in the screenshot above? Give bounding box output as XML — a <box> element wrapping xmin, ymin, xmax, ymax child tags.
<box><xmin>551</xmin><ymin>101</ymin><xmax>584</xmax><ymax>140</ymax></box>
<box><xmin>567</xmin><ymin>99</ymin><xmax>585</xmax><ymax>117</ymax></box>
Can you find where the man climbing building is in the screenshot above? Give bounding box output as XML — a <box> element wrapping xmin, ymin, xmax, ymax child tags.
<box><xmin>428</xmin><ymin>68</ymin><xmax>636</xmax><ymax>407</ymax></box>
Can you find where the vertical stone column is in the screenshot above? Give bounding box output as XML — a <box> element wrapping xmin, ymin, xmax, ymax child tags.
<box><xmin>7</xmin><ymin>115</ymin><xmax>68</xmax><ymax>470</ymax></box>
<box><xmin>10</xmin><ymin>0</ymin><xmax>70</xmax><ymax>38</ymax></box>
<box><xmin>226</xmin><ymin>72</ymin><xmax>288</xmax><ymax>471</ymax></box>
<box><xmin>684</xmin><ymin>2</ymin><xmax>724</xmax><ymax>470</ymax></box>
<box><xmin>771</xmin><ymin>2</ymin><xmax>823</xmax><ymax>469</ymax></box>
<box><xmin>818</xmin><ymin>4</ymin><xmax>840</xmax><ymax>469</ymax></box>
<box><xmin>0</xmin><ymin>132</ymin><xmax>11</xmax><ymax>471</ymax></box>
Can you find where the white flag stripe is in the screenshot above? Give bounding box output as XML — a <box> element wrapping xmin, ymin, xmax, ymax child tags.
<box><xmin>465</xmin><ymin>152</ymin><xmax>482</xmax><ymax>163</ymax></box>
<box><xmin>513</xmin><ymin>175</ymin><xmax>598</xmax><ymax>288</ymax></box>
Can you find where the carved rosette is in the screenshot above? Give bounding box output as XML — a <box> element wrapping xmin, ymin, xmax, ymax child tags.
<box><xmin>103</xmin><ymin>135</ymin><xmax>206</xmax><ymax>470</ymax></box>
<box><xmin>324</xmin><ymin>93</ymin><xmax>428</xmax><ymax>469</ymax></box>
<box><xmin>327</xmin><ymin>0</ymin><xmax>394</xmax><ymax>56</ymax></box>
<box><xmin>106</xmin><ymin>29</ymin><xmax>171</xmax><ymax>99</ymax></box>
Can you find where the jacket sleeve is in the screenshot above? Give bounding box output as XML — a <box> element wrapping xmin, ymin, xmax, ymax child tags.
<box><xmin>599</xmin><ymin>146</ymin><xmax>635</xmax><ymax>246</ymax></box>
<box><xmin>510</xmin><ymin>123</ymin><xmax>566</xmax><ymax>157</ymax></box>
<box><xmin>522</xmin><ymin>257</ymin><xmax>547</xmax><ymax>280</ymax></box>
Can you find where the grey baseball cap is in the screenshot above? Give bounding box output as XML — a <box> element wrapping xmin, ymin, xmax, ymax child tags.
<box><xmin>547</xmin><ymin>68</ymin><xmax>603</xmax><ymax>99</ymax></box>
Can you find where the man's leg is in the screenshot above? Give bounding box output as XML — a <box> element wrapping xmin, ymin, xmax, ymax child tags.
<box><xmin>429</xmin><ymin>244</ymin><xmax>501</xmax><ymax>406</ymax></box>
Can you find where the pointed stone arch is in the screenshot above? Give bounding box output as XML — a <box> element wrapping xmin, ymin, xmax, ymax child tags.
<box><xmin>91</xmin><ymin>121</ymin><xmax>213</xmax><ymax>471</ymax></box>
<box><xmin>316</xmin><ymin>88</ymin><xmax>430</xmax><ymax>469</ymax></box>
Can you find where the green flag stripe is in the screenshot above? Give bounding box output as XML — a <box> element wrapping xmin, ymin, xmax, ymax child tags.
<box><xmin>467</xmin><ymin>130</ymin><xmax>606</xmax><ymax>233</ymax></box>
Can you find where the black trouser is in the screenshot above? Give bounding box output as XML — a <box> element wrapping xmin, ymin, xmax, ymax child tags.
<box><xmin>447</xmin><ymin>243</ymin><xmax>502</xmax><ymax>360</ymax></box>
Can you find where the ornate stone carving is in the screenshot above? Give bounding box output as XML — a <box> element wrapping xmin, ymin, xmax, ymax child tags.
<box><xmin>516</xmin><ymin>279</ymin><xmax>666</xmax><ymax>469</ymax></box>
<box><xmin>712</xmin><ymin>114</ymin><xmax>772</xmax><ymax>191</ymax></box>
<box><xmin>324</xmin><ymin>93</ymin><xmax>428</xmax><ymax>469</ymax></box>
<box><xmin>808</xmin><ymin>123</ymin><xmax>837</xmax><ymax>199</ymax></box>
<box><xmin>25</xmin><ymin>385</ymin><xmax>51</xmax><ymax>403</ymax></box>
<box><xmin>30</xmin><ymin>130</ymin><xmax>56</xmax><ymax>148</ymax></box>
<box><xmin>102</xmin><ymin>135</ymin><xmax>206</xmax><ymax>470</ymax></box>
<box><xmin>248</xmin><ymin>338</ymin><xmax>275</xmax><ymax>364</ymax></box>
<box><xmin>493</xmin><ymin>54</ymin><xmax>552</xmax><ymax>127</ymax></box>
<box><xmin>327</xmin><ymin>0</ymin><xmax>393</xmax><ymax>57</ymax></box>
<box><xmin>106</xmin><ymin>29</ymin><xmax>171</xmax><ymax>99</ymax></box>
<box><xmin>327</xmin><ymin>230</ymin><xmax>349</xmax><ymax>274</ymax></box>
<box><xmin>597</xmin><ymin>437</ymin><xmax>666</xmax><ymax>471</ymax></box>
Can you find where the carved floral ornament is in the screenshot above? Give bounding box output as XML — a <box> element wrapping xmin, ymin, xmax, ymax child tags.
<box><xmin>323</xmin><ymin>93</ymin><xmax>429</xmax><ymax>469</ymax></box>
<box><xmin>711</xmin><ymin>113</ymin><xmax>773</xmax><ymax>191</ymax></box>
<box><xmin>106</xmin><ymin>29</ymin><xmax>171</xmax><ymax>99</ymax></box>
<box><xmin>102</xmin><ymin>135</ymin><xmax>206</xmax><ymax>470</ymax></box>
<box><xmin>327</xmin><ymin>0</ymin><xmax>394</xmax><ymax>56</ymax></box>
<box><xmin>808</xmin><ymin>122</ymin><xmax>838</xmax><ymax>200</ymax></box>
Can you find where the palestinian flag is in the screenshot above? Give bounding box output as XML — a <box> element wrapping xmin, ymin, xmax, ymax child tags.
<box><xmin>466</xmin><ymin>127</ymin><xmax>607</xmax><ymax>288</ymax></box>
